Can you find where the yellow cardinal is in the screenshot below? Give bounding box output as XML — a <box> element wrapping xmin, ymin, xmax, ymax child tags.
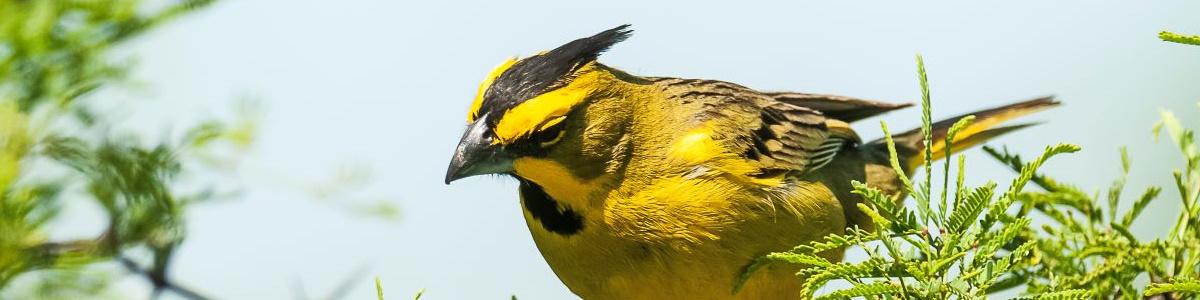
<box><xmin>445</xmin><ymin>25</ymin><xmax>1055</xmax><ymax>299</ymax></box>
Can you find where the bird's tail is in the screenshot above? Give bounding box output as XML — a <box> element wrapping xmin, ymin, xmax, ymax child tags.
<box><xmin>871</xmin><ymin>96</ymin><xmax>1060</xmax><ymax>172</ymax></box>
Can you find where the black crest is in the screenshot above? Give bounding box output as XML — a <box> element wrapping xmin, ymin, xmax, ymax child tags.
<box><xmin>478</xmin><ymin>25</ymin><xmax>633</xmax><ymax>126</ymax></box>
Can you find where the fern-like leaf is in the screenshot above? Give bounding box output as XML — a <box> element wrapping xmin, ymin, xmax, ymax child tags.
<box><xmin>986</xmin><ymin>144</ymin><xmax>1081</xmax><ymax>224</ymax></box>
<box><xmin>1015</xmin><ymin>289</ymin><xmax>1095</xmax><ymax>300</ymax></box>
<box><xmin>1145</xmin><ymin>278</ymin><xmax>1200</xmax><ymax>296</ymax></box>
<box><xmin>948</xmin><ymin>183</ymin><xmax>996</xmax><ymax>233</ymax></box>
<box><xmin>802</xmin><ymin>258</ymin><xmax>892</xmax><ymax>298</ymax></box>
<box><xmin>971</xmin><ymin>218</ymin><xmax>1031</xmax><ymax>268</ymax></box>
<box><xmin>814</xmin><ymin>281</ymin><xmax>903</xmax><ymax>300</ymax></box>
<box><xmin>1120</xmin><ymin>186</ymin><xmax>1162</xmax><ymax>227</ymax></box>
<box><xmin>1161</xmin><ymin>31</ymin><xmax>1200</xmax><ymax>46</ymax></box>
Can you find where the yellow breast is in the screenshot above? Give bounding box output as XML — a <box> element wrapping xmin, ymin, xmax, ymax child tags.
<box><xmin>515</xmin><ymin>158</ymin><xmax>849</xmax><ymax>299</ymax></box>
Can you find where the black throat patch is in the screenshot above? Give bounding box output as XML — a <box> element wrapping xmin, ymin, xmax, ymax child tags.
<box><xmin>518</xmin><ymin>179</ymin><xmax>583</xmax><ymax>236</ymax></box>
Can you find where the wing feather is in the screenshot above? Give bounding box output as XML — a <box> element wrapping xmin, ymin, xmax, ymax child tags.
<box><xmin>767</xmin><ymin>92</ymin><xmax>912</xmax><ymax>122</ymax></box>
<box><xmin>660</xmin><ymin>79</ymin><xmax>862</xmax><ymax>176</ymax></box>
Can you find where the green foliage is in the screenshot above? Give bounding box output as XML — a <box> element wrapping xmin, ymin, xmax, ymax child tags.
<box><xmin>1146</xmin><ymin>278</ymin><xmax>1200</xmax><ymax>295</ymax></box>
<box><xmin>0</xmin><ymin>0</ymin><xmax>240</xmax><ymax>299</ymax></box>
<box><xmin>1161</xmin><ymin>30</ymin><xmax>1200</xmax><ymax>46</ymax></box>
<box><xmin>741</xmin><ymin>38</ymin><xmax>1200</xmax><ymax>299</ymax></box>
<box><xmin>376</xmin><ymin>276</ymin><xmax>385</xmax><ymax>300</ymax></box>
<box><xmin>739</xmin><ymin>54</ymin><xmax>1079</xmax><ymax>299</ymax></box>
<box><xmin>988</xmin><ymin>70</ymin><xmax>1200</xmax><ymax>299</ymax></box>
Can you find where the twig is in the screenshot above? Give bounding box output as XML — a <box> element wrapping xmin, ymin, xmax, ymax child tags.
<box><xmin>116</xmin><ymin>256</ymin><xmax>211</xmax><ymax>300</ymax></box>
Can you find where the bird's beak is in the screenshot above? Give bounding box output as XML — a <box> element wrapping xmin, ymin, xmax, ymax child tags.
<box><xmin>445</xmin><ymin>117</ymin><xmax>514</xmax><ymax>184</ymax></box>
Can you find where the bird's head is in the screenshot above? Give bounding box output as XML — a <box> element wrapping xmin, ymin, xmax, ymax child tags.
<box><xmin>445</xmin><ymin>25</ymin><xmax>636</xmax><ymax>185</ymax></box>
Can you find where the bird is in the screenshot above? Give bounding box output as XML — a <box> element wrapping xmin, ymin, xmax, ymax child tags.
<box><xmin>444</xmin><ymin>25</ymin><xmax>1057</xmax><ymax>300</ymax></box>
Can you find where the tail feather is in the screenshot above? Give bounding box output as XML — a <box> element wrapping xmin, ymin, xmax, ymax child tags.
<box><xmin>873</xmin><ymin>96</ymin><xmax>1059</xmax><ymax>172</ymax></box>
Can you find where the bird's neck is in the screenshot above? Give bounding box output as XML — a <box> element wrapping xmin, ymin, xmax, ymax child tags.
<box><xmin>510</xmin><ymin>67</ymin><xmax>652</xmax><ymax>214</ymax></box>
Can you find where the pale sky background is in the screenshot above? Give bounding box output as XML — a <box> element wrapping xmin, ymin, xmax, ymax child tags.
<box><xmin>44</xmin><ymin>1</ymin><xmax>1200</xmax><ymax>299</ymax></box>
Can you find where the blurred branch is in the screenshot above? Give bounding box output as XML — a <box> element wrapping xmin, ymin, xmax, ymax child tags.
<box><xmin>116</xmin><ymin>256</ymin><xmax>210</xmax><ymax>300</ymax></box>
<box><xmin>324</xmin><ymin>264</ymin><xmax>371</xmax><ymax>300</ymax></box>
<box><xmin>120</xmin><ymin>0</ymin><xmax>218</xmax><ymax>39</ymax></box>
<box><xmin>33</xmin><ymin>237</ymin><xmax>108</xmax><ymax>259</ymax></box>
<box><xmin>0</xmin><ymin>0</ymin><xmax>235</xmax><ymax>298</ymax></box>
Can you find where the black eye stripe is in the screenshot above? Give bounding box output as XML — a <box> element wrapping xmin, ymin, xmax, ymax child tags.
<box><xmin>528</xmin><ymin>121</ymin><xmax>566</xmax><ymax>144</ymax></box>
<box><xmin>499</xmin><ymin>118</ymin><xmax>568</xmax><ymax>157</ymax></box>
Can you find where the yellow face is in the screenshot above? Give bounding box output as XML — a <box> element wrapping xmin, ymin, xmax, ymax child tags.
<box><xmin>445</xmin><ymin>24</ymin><xmax>634</xmax><ymax>237</ymax></box>
<box><xmin>473</xmin><ymin>61</ymin><xmax>598</xmax><ymax>146</ymax></box>
<box><xmin>445</xmin><ymin>60</ymin><xmax>601</xmax><ymax>182</ymax></box>
<box><xmin>444</xmin><ymin>25</ymin><xmax>632</xmax><ymax>185</ymax></box>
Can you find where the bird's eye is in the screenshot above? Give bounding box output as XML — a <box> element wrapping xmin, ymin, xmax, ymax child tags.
<box><xmin>529</xmin><ymin>121</ymin><xmax>567</xmax><ymax>148</ymax></box>
<box><xmin>539</xmin><ymin>129</ymin><xmax>566</xmax><ymax>148</ymax></box>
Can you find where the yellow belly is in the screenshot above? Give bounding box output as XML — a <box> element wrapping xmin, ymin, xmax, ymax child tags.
<box><xmin>520</xmin><ymin>177</ymin><xmax>847</xmax><ymax>300</ymax></box>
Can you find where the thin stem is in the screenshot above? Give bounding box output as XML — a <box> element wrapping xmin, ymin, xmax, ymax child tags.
<box><xmin>117</xmin><ymin>256</ymin><xmax>211</xmax><ymax>300</ymax></box>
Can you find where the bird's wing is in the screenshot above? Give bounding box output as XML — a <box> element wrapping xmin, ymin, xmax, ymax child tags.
<box><xmin>659</xmin><ymin>78</ymin><xmax>861</xmax><ymax>176</ymax></box>
<box><xmin>765</xmin><ymin>92</ymin><xmax>912</xmax><ymax>123</ymax></box>
<box><xmin>740</xmin><ymin>101</ymin><xmax>860</xmax><ymax>175</ymax></box>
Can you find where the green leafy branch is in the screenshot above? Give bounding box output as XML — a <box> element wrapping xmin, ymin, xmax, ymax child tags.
<box><xmin>0</xmin><ymin>1</ymin><xmax>243</xmax><ymax>299</ymax></box>
<box><xmin>740</xmin><ymin>54</ymin><xmax>1082</xmax><ymax>299</ymax></box>
<box><xmin>740</xmin><ymin>31</ymin><xmax>1200</xmax><ymax>299</ymax></box>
